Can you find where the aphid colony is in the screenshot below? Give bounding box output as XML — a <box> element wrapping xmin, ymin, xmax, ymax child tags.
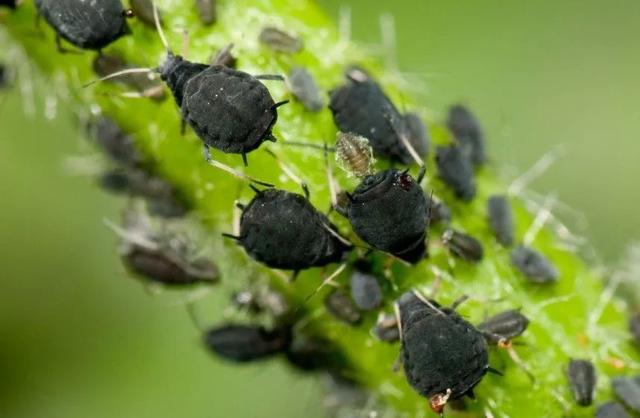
<box><xmin>31</xmin><ymin>0</ymin><xmax>608</xmax><ymax>415</ymax></box>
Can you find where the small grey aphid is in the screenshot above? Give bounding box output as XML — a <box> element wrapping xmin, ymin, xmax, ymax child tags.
<box><xmin>373</xmin><ymin>313</ymin><xmax>400</xmax><ymax>342</ymax></box>
<box><xmin>630</xmin><ymin>313</ymin><xmax>640</xmax><ymax>345</ymax></box>
<box><xmin>477</xmin><ymin>309</ymin><xmax>529</xmax><ymax>344</ymax></box>
<box><xmin>447</xmin><ymin>104</ymin><xmax>486</xmax><ymax>166</ymax></box>
<box><xmin>259</xmin><ymin>27</ymin><xmax>303</xmax><ymax>53</ymax></box>
<box><xmin>350</xmin><ymin>263</ymin><xmax>382</xmax><ymax>311</ymax></box>
<box><xmin>229</xmin><ymin>188</ymin><xmax>351</xmax><ymax>271</ymax></box>
<box><xmin>510</xmin><ymin>245</ymin><xmax>558</xmax><ymax>283</ymax></box>
<box><xmin>487</xmin><ymin>195</ymin><xmax>514</xmax><ymax>246</ymax></box>
<box><xmin>566</xmin><ymin>359</ymin><xmax>596</xmax><ymax>406</ymax></box>
<box><xmin>612</xmin><ymin>376</ymin><xmax>640</xmax><ymax>413</ymax></box>
<box><xmin>325</xmin><ymin>290</ymin><xmax>362</xmax><ymax>325</ymax></box>
<box><xmin>204</xmin><ymin>324</ymin><xmax>289</xmax><ymax>362</ymax></box>
<box><xmin>90</xmin><ymin>117</ymin><xmax>145</xmax><ymax>168</ymax></box>
<box><xmin>596</xmin><ymin>402</ymin><xmax>632</xmax><ymax>418</ymax></box>
<box><xmin>435</xmin><ymin>145</ymin><xmax>476</xmax><ymax>201</ymax></box>
<box><xmin>195</xmin><ymin>0</ymin><xmax>216</xmax><ymax>25</ymax></box>
<box><xmin>129</xmin><ymin>0</ymin><xmax>158</xmax><ymax>27</ymax></box>
<box><xmin>287</xmin><ymin>67</ymin><xmax>323</xmax><ymax>112</ymax></box>
<box><xmin>398</xmin><ymin>292</ymin><xmax>490</xmax><ymax>415</ymax></box>
<box><xmin>35</xmin><ymin>0</ymin><xmax>133</xmax><ymax>51</ymax></box>
<box><xmin>442</xmin><ymin>229</ymin><xmax>483</xmax><ymax>263</ymax></box>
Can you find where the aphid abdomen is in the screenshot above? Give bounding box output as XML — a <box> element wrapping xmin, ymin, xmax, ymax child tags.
<box><xmin>160</xmin><ymin>55</ymin><xmax>209</xmax><ymax>107</ymax></box>
<box><xmin>204</xmin><ymin>324</ymin><xmax>289</xmax><ymax>362</ymax></box>
<box><xmin>183</xmin><ymin>66</ymin><xmax>277</xmax><ymax>153</ymax></box>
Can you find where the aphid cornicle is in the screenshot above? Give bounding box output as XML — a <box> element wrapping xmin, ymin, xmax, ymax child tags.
<box><xmin>341</xmin><ymin>168</ymin><xmax>429</xmax><ymax>264</ymax></box>
<box><xmin>229</xmin><ymin>188</ymin><xmax>351</xmax><ymax>271</ymax></box>
<box><xmin>349</xmin><ymin>261</ymin><xmax>382</xmax><ymax>311</ymax></box>
<box><xmin>487</xmin><ymin>195</ymin><xmax>514</xmax><ymax>246</ymax></box>
<box><xmin>398</xmin><ymin>292</ymin><xmax>490</xmax><ymax>415</ymax></box>
<box><xmin>435</xmin><ymin>145</ymin><xmax>476</xmax><ymax>201</ymax></box>
<box><xmin>325</xmin><ymin>290</ymin><xmax>362</xmax><ymax>325</ymax></box>
<box><xmin>442</xmin><ymin>229</ymin><xmax>484</xmax><ymax>263</ymax></box>
<box><xmin>447</xmin><ymin>104</ymin><xmax>486</xmax><ymax>166</ymax></box>
<box><xmin>203</xmin><ymin>324</ymin><xmax>290</xmax><ymax>363</ymax></box>
<box><xmin>258</xmin><ymin>27</ymin><xmax>303</xmax><ymax>54</ymax></box>
<box><xmin>566</xmin><ymin>359</ymin><xmax>596</xmax><ymax>406</ymax></box>
<box><xmin>596</xmin><ymin>402</ymin><xmax>632</xmax><ymax>418</ymax></box>
<box><xmin>612</xmin><ymin>376</ymin><xmax>640</xmax><ymax>413</ymax></box>
<box><xmin>329</xmin><ymin>68</ymin><xmax>428</xmax><ymax>164</ymax></box>
<box><xmin>510</xmin><ymin>245</ymin><xmax>558</xmax><ymax>283</ymax></box>
<box><xmin>287</xmin><ymin>67</ymin><xmax>323</xmax><ymax>112</ymax></box>
<box><xmin>477</xmin><ymin>309</ymin><xmax>529</xmax><ymax>344</ymax></box>
<box><xmin>35</xmin><ymin>0</ymin><xmax>133</xmax><ymax>51</ymax></box>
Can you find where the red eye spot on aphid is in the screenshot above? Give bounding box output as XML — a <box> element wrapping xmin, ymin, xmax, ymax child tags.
<box><xmin>398</xmin><ymin>173</ymin><xmax>413</xmax><ymax>190</ymax></box>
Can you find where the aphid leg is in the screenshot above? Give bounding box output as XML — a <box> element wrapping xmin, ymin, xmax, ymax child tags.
<box><xmin>393</xmin><ymin>300</ymin><xmax>403</xmax><ymax>342</ymax></box>
<box><xmin>264</xmin><ymin>149</ymin><xmax>309</xmax><ymax>198</ymax></box>
<box><xmin>204</xmin><ymin>145</ymin><xmax>274</xmax><ymax>187</ymax></box>
<box><xmin>271</xmin><ymin>100</ymin><xmax>290</xmax><ymax>110</ymax></box>
<box><xmin>180</xmin><ymin>118</ymin><xmax>187</xmax><ymax>135</ymax></box>
<box><xmin>497</xmin><ymin>338</ymin><xmax>535</xmax><ymax>382</ymax></box>
<box><xmin>255</xmin><ymin>74</ymin><xmax>285</xmax><ymax>81</ymax></box>
<box><xmin>412</xmin><ymin>289</ymin><xmax>447</xmax><ymax>316</ymax></box>
<box><xmin>417</xmin><ymin>165</ymin><xmax>426</xmax><ymax>184</ymax></box>
<box><xmin>487</xmin><ymin>367</ymin><xmax>504</xmax><ymax>376</ymax></box>
<box><xmin>450</xmin><ymin>295</ymin><xmax>469</xmax><ymax>311</ymax></box>
<box><xmin>303</xmin><ymin>263</ymin><xmax>348</xmax><ymax>302</ymax></box>
<box><xmin>291</xmin><ymin>270</ymin><xmax>300</xmax><ymax>282</ymax></box>
<box><xmin>54</xmin><ymin>34</ymin><xmax>80</xmax><ymax>54</ymax></box>
<box><xmin>241</xmin><ymin>153</ymin><xmax>248</xmax><ymax>167</ymax></box>
<box><xmin>385</xmin><ymin>111</ymin><xmax>425</xmax><ymax>169</ymax></box>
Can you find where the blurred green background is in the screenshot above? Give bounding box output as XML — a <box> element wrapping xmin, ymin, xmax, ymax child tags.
<box><xmin>1</xmin><ymin>1</ymin><xmax>639</xmax><ymax>417</ymax></box>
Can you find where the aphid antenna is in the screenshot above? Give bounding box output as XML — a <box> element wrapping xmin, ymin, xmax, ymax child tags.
<box><xmin>523</xmin><ymin>193</ymin><xmax>556</xmax><ymax>245</ymax></box>
<box><xmin>103</xmin><ymin>218</ymin><xmax>160</xmax><ymax>251</ymax></box>
<box><xmin>302</xmin><ymin>262</ymin><xmax>348</xmax><ymax>303</ymax></box>
<box><xmin>180</xmin><ymin>28</ymin><xmax>190</xmax><ymax>59</ymax></box>
<box><xmin>393</xmin><ymin>300</ymin><xmax>403</xmax><ymax>342</ymax></box>
<box><xmin>264</xmin><ymin>148</ymin><xmax>309</xmax><ymax>198</ymax></box>
<box><xmin>412</xmin><ymin>289</ymin><xmax>447</xmax><ymax>317</ymax></box>
<box><xmin>82</xmin><ymin>67</ymin><xmax>155</xmax><ymax>88</ymax></box>
<box><xmin>500</xmin><ymin>342</ymin><xmax>536</xmax><ymax>383</ymax></box>
<box><xmin>151</xmin><ymin>0</ymin><xmax>170</xmax><ymax>52</ymax></box>
<box><xmin>204</xmin><ymin>146</ymin><xmax>274</xmax><ymax>187</ymax></box>
<box><xmin>255</xmin><ymin>75</ymin><xmax>286</xmax><ymax>82</ymax></box>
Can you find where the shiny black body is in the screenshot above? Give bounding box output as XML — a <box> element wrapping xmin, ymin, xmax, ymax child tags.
<box><xmin>436</xmin><ymin>145</ymin><xmax>476</xmax><ymax>201</ymax></box>
<box><xmin>443</xmin><ymin>229</ymin><xmax>483</xmax><ymax>263</ymax></box>
<box><xmin>237</xmin><ymin>189</ymin><xmax>350</xmax><ymax>270</ymax></box>
<box><xmin>345</xmin><ymin>168</ymin><xmax>428</xmax><ymax>264</ymax></box>
<box><xmin>204</xmin><ymin>324</ymin><xmax>289</xmax><ymax>362</ymax></box>
<box><xmin>567</xmin><ymin>359</ymin><xmax>596</xmax><ymax>406</ymax></box>
<box><xmin>329</xmin><ymin>71</ymin><xmax>427</xmax><ymax>164</ymax></box>
<box><xmin>510</xmin><ymin>245</ymin><xmax>558</xmax><ymax>283</ymax></box>
<box><xmin>612</xmin><ymin>377</ymin><xmax>640</xmax><ymax>413</ymax></box>
<box><xmin>447</xmin><ymin>104</ymin><xmax>486</xmax><ymax>166</ymax></box>
<box><xmin>350</xmin><ymin>263</ymin><xmax>382</xmax><ymax>311</ymax></box>
<box><xmin>478</xmin><ymin>309</ymin><xmax>529</xmax><ymax>344</ymax></box>
<box><xmin>159</xmin><ymin>54</ymin><xmax>280</xmax><ymax>155</ymax></box>
<box><xmin>35</xmin><ymin>0</ymin><xmax>130</xmax><ymax>50</ymax></box>
<box><xmin>325</xmin><ymin>291</ymin><xmax>361</xmax><ymax>325</ymax></box>
<box><xmin>399</xmin><ymin>293</ymin><xmax>489</xmax><ymax>402</ymax></box>
<box><xmin>487</xmin><ymin>195</ymin><xmax>514</xmax><ymax>246</ymax></box>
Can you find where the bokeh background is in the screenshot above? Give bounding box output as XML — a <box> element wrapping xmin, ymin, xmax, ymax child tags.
<box><xmin>1</xmin><ymin>1</ymin><xmax>639</xmax><ymax>417</ymax></box>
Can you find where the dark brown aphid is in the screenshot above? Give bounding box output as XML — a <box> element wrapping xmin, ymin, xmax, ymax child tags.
<box><xmin>195</xmin><ymin>0</ymin><xmax>216</xmax><ymax>25</ymax></box>
<box><xmin>630</xmin><ymin>313</ymin><xmax>640</xmax><ymax>345</ymax></box>
<box><xmin>130</xmin><ymin>0</ymin><xmax>158</xmax><ymax>27</ymax></box>
<box><xmin>92</xmin><ymin>54</ymin><xmax>165</xmax><ymax>101</ymax></box>
<box><xmin>435</xmin><ymin>145</ymin><xmax>476</xmax><ymax>201</ymax></box>
<box><xmin>596</xmin><ymin>402</ymin><xmax>632</xmax><ymax>418</ymax></box>
<box><xmin>325</xmin><ymin>290</ymin><xmax>361</xmax><ymax>325</ymax></box>
<box><xmin>258</xmin><ymin>27</ymin><xmax>303</xmax><ymax>53</ymax></box>
<box><xmin>373</xmin><ymin>313</ymin><xmax>399</xmax><ymax>342</ymax></box>
<box><xmin>203</xmin><ymin>324</ymin><xmax>289</xmax><ymax>362</ymax></box>
<box><xmin>566</xmin><ymin>359</ymin><xmax>596</xmax><ymax>406</ymax></box>
<box><xmin>442</xmin><ymin>229</ymin><xmax>483</xmax><ymax>263</ymax></box>
<box><xmin>612</xmin><ymin>376</ymin><xmax>640</xmax><ymax>413</ymax></box>
<box><xmin>477</xmin><ymin>309</ymin><xmax>529</xmax><ymax>344</ymax></box>
<box><xmin>487</xmin><ymin>195</ymin><xmax>514</xmax><ymax>246</ymax></box>
<box><xmin>511</xmin><ymin>245</ymin><xmax>558</xmax><ymax>283</ymax></box>
<box><xmin>335</xmin><ymin>132</ymin><xmax>375</xmax><ymax>177</ymax></box>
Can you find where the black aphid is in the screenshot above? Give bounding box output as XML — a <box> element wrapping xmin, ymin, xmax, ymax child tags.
<box><xmin>350</xmin><ymin>262</ymin><xmax>382</xmax><ymax>311</ymax></box>
<box><xmin>329</xmin><ymin>68</ymin><xmax>427</xmax><ymax>164</ymax></box>
<box><xmin>398</xmin><ymin>292</ymin><xmax>490</xmax><ymax>415</ymax></box>
<box><xmin>442</xmin><ymin>229</ymin><xmax>483</xmax><ymax>263</ymax></box>
<box><xmin>259</xmin><ymin>27</ymin><xmax>303</xmax><ymax>54</ymax></box>
<box><xmin>203</xmin><ymin>324</ymin><xmax>289</xmax><ymax>362</ymax></box>
<box><xmin>229</xmin><ymin>188</ymin><xmax>351</xmax><ymax>271</ymax></box>
<box><xmin>35</xmin><ymin>0</ymin><xmax>133</xmax><ymax>51</ymax></box>
<box><xmin>612</xmin><ymin>376</ymin><xmax>640</xmax><ymax>413</ymax></box>
<box><xmin>129</xmin><ymin>0</ymin><xmax>158</xmax><ymax>27</ymax></box>
<box><xmin>487</xmin><ymin>195</ymin><xmax>514</xmax><ymax>246</ymax></box>
<box><xmin>339</xmin><ymin>168</ymin><xmax>428</xmax><ymax>264</ymax></box>
<box><xmin>478</xmin><ymin>309</ymin><xmax>529</xmax><ymax>344</ymax></box>
<box><xmin>90</xmin><ymin>117</ymin><xmax>145</xmax><ymax>168</ymax></box>
<box><xmin>597</xmin><ymin>402</ymin><xmax>632</xmax><ymax>418</ymax></box>
<box><xmin>403</xmin><ymin>112</ymin><xmax>430</xmax><ymax>160</ymax></box>
<box><xmin>325</xmin><ymin>290</ymin><xmax>362</xmax><ymax>325</ymax></box>
<box><xmin>630</xmin><ymin>313</ymin><xmax>640</xmax><ymax>345</ymax></box>
<box><xmin>93</xmin><ymin>54</ymin><xmax>165</xmax><ymax>100</ymax></box>
<box><xmin>373</xmin><ymin>313</ymin><xmax>400</xmax><ymax>342</ymax></box>
<box><xmin>288</xmin><ymin>67</ymin><xmax>323</xmax><ymax>112</ymax></box>
<box><xmin>447</xmin><ymin>104</ymin><xmax>485</xmax><ymax>166</ymax></box>
<box><xmin>435</xmin><ymin>145</ymin><xmax>476</xmax><ymax>201</ymax></box>
<box><xmin>510</xmin><ymin>245</ymin><xmax>558</xmax><ymax>283</ymax></box>
<box><xmin>0</xmin><ymin>0</ymin><xmax>18</xmax><ymax>9</ymax></box>
<box><xmin>99</xmin><ymin>168</ymin><xmax>188</xmax><ymax>218</ymax></box>
<box><xmin>195</xmin><ymin>0</ymin><xmax>216</xmax><ymax>25</ymax></box>
<box><xmin>335</xmin><ymin>132</ymin><xmax>375</xmax><ymax>177</ymax></box>
<box><xmin>566</xmin><ymin>359</ymin><xmax>596</xmax><ymax>406</ymax></box>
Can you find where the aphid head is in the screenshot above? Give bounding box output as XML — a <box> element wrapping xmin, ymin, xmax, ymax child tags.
<box><xmin>429</xmin><ymin>389</ymin><xmax>452</xmax><ymax>416</ymax></box>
